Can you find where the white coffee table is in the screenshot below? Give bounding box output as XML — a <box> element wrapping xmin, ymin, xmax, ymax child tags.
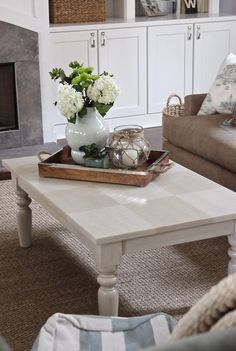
<box><xmin>3</xmin><ymin>156</ymin><xmax>236</xmax><ymax>316</ymax></box>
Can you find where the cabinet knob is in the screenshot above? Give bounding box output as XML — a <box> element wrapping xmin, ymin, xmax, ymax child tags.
<box><xmin>90</xmin><ymin>32</ymin><xmax>96</xmax><ymax>48</ymax></box>
<box><xmin>187</xmin><ymin>26</ymin><xmax>192</xmax><ymax>40</ymax></box>
<box><xmin>196</xmin><ymin>25</ymin><xmax>201</xmax><ymax>40</ymax></box>
<box><xmin>101</xmin><ymin>32</ymin><xmax>106</xmax><ymax>47</ymax></box>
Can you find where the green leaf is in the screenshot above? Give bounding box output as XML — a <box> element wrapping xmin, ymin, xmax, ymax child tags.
<box><xmin>68</xmin><ymin>115</ymin><xmax>76</xmax><ymax>124</ymax></box>
<box><xmin>79</xmin><ymin>143</ymin><xmax>108</xmax><ymax>159</ymax></box>
<box><xmin>91</xmin><ymin>74</ymin><xmax>99</xmax><ymax>81</ymax></box>
<box><xmin>49</xmin><ymin>68</ymin><xmax>66</xmax><ymax>82</ymax></box>
<box><xmin>94</xmin><ymin>102</ymin><xmax>113</xmax><ymax>117</ymax></box>
<box><xmin>80</xmin><ymin>81</ymin><xmax>90</xmax><ymax>89</ymax></box>
<box><xmin>71</xmin><ymin>76</ymin><xmax>81</xmax><ymax>85</ymax></box>
<box><xmin>64</xmin><ymin>76</ymin><xmax>72</xmax><ymax>84</ymax></box>
<box><xmin>84</xmin><ymin>66</ymin><xmax>94</xmax><ymax>74</ymax></box>
<box><xmin>69</xmin><ymin>61</ymin><xmax>82</xmax><ymax>69</ymax></box>
<box><xmin>78</xmin><ymin>67</ymin><xmax>85</xmax><ymax>74</ymax></box>
<box><xmin>72</xmin><ymin>84</ymin><xmax>83</xmax><ymax>92</ymax></box>
<box><xmin>78</xmin><ymin>107</ymin><xmax>87</xmax><ymax>119</ymax></box>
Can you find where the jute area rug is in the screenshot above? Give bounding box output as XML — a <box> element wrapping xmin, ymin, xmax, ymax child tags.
<box><xmin>0</xmin><ymin>180</ymin><xmax>228</xmax><ymax>351</ymax></box>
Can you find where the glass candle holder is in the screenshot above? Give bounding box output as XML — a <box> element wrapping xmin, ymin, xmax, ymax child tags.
<box><xmin>109</xmin><ymin>125</ymin><xmax>151</xmax><ymax>169</ymax></box>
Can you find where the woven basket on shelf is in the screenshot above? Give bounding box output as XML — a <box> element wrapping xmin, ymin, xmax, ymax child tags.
<box><xmin>49</xmin><ymin>0</ymin><xmax>106</xmax><ymax>24</ymax></box>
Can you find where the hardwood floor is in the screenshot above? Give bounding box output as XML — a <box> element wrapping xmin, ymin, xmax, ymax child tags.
<box><xmin>0</xmin><ymin>127</ymin><xmax>162</xmax><ymax>180</ymax></box>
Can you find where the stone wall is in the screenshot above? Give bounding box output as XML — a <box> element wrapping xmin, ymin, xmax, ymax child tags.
<box><xmin>0</xmin><ymin>21</ymin><xmax>43</xmax><ymax>149</ymax></box>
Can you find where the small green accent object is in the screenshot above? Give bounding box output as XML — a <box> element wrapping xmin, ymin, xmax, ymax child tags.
<box><xmin>84</xmin><ymin>155</ymin><xmax>109</xmax><ymax>169</ymax></box>
<box><xmin>79</xmin><ymin>144</ymin><xmax>109</xmax><ymax>168</ymax></box>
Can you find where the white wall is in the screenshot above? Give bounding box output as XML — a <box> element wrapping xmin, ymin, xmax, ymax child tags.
<box><xmin>0</xmin><ymin>0</ymin><xmax>48</xmax><ymax>31</ymax></box>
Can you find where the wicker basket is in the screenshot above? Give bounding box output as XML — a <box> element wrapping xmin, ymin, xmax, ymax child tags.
<box><xmin>162</xmin><ymin>94</ymin><xmax>185</xmax><ymax>118</ymax></box>
<box><xmin>162</xmin><ymin>95</ymin><xmax>185</xmax><ymax>139</ymax></box>
<box><xmin>49</xmin><ymin>0</ymin><xmax>106</xmax><ymax>24</ymax></box>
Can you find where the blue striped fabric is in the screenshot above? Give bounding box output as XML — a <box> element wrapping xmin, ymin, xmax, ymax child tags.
<box><xmin>80</xmin><ymin>330</ymin><xmax>102</xmax><ymax>351</ymax></box>
<box><xmin>32</xmin><ymin>312</ymin><xmax>176</xmax><ymax>351</ymax></box>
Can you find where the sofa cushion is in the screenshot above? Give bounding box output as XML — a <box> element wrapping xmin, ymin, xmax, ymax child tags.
<box><xmin>198</xmin><ymin>53</ymin><xmax>236</xmax><ymax>115</ymax></box>
<box><xmin>184</xmin><ymin>94</ymin><xmax>206</xmax><ymax>116</ymax></box>
<box><xmin>163</xmin><ymin>114</ymin><xmax>236</xmax><ymax>174</ymax></box>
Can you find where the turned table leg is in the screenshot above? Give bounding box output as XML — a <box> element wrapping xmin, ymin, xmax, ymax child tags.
<box><xmin>16</xmin><ymin>186</ymin><xmax>32</xmax><ymax>247</ymax></box>
<box><xmin>97</xmin><ymin>266</ymin><xmax>119</xmax><ymax>316</ymax></box>
<box><xmin>228</xmin><ymin>228</ymin><xmax>236</xmax><ymax>274</ymax></box>
<box><xmin>96</xmin><ymin>242</ymin><xmax>122</xmax><ymax>316</ymax></box>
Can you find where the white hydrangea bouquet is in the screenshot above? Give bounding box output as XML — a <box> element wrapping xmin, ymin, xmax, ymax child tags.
<box><xmin>49</xmin><ymin>61</ymin><xmax>120</xmax><ymax>123</ymax></box>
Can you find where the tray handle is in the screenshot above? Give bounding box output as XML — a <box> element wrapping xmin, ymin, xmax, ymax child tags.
<box><xmin>149</xmin><ymin>160</ymin><xmax>173</xmax><ymax>174</ymax></box>
<box><xmin>37</xmin><ymin>151</ymin><xmax>52</xmax><ymax>162</ymax></box>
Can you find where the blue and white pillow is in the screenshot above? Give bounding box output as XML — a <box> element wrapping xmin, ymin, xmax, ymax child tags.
<box><xmin>32</xmin><ymin>312</ymin><xmax>176</xmax><ymax>351</ymax></box>
<box><xmin>198</xmin><ymin>53</ymin><xmax>236</xmax><ymax>115</ymax></box>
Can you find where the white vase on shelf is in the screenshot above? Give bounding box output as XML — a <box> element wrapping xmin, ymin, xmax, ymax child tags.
<box><xmin>65</xmin><ymin>107</ymin><xmax>110</xmax><ymax>165</ymax></box>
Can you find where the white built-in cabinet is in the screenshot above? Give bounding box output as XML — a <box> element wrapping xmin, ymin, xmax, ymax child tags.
<box><xmin>98</xmin><ymin>28</ymin><xmax>146</xmax><ymax>119</ymax></box>
<box><xmin>50</xmin><ymin>27</ymin><xmax>146</xmax><ymax>127</ymax></box>
<box><xmin>50</xmin><ymin>18</ymin><xmax>236</xmax><ymax>137</ymax></box>
<box><xmin>148</xmin><ymin>24</ymin><xmax>193</xmax><ymax>114</ymax></box>
<box><xmin>193</xmin><ymin>21</ymin><xmax>236</xmax><ymax>93</ymax></box>
<box><xmin>50</xmin><ymin>31</ymin><xmax>98</xmax><ymax>73</ymax></box>
<box><xmin>148</xmin><ymin>20</ymin><xmax>236</xmax><ymax>114</ymax></box>
<box><xmin>50</xmin><ymin>31</ymin><xmax>98</xmax><ymax>125</ymax></box>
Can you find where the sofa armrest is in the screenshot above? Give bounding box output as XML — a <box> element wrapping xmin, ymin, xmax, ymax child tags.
<box><xmin>184</xmin><ymin>94</ymin><xmax>207</xmax><ymax>116</ymax></box>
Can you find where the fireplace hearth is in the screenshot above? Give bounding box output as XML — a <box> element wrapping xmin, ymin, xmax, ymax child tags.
<box><xmin>0</xmin><ymin>21</ymin><xmax>43</xmax><ymax>149</ymax></box>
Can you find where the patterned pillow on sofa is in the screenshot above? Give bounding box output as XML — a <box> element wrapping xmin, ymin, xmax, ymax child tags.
<box><xmin>198</xmin><ymin>53</ymin><xmax>236</xmax><ymax>115</ymax></box>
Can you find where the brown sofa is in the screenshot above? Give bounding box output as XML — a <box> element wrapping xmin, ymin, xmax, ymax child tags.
<box><xmin>162</xmin><ymin>94</ymin><xmax>236</xmax><ymax>192</ymax></box>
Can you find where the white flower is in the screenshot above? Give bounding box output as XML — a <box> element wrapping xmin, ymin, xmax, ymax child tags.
<box><xmin>57</xmin><ymin>83</ymin><xmax>84</xmax><ymax>119</ymax></box>
<box><xmin>87</xmin><ymin>75</ymin><xmax>120</xmax><ymax>105</ymax></box>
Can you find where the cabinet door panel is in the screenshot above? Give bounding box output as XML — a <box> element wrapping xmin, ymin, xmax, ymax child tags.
<box><xmin>148</xmin><ymin>25</ymin><xmax>193</xmax><ymax>114</ymax></box>
<box><xmin>50</xmin><ymin>31</ymin><xmax>98</xmax><ymax>125</ymax></box>
<box><xmin>98</xmin><ymin>27</ymin><xmax>147</xmax><ymax>118</ymax></box>
<box><xmin>193</xmin><ymin>21</ymin><xmax>236</xmax><ymax>94</ymax></box>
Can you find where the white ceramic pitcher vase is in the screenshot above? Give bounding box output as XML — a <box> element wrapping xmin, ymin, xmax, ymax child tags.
<box><xmin>65</xmin><ymin>107</ymin><xmax>110</xmax><ymax>165</ymax></box>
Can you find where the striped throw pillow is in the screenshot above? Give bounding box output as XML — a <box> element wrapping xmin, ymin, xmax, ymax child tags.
<box><xmin>32</xmin><ymin>312</ymin><xmax>176</xmax><ymax>351</ymax></box>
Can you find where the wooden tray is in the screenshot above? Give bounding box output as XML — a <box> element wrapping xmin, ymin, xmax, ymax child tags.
<box><xmin>38</xmin><ymin>146</ymin><xmax>170</xmax><ymax>187</ymax></box>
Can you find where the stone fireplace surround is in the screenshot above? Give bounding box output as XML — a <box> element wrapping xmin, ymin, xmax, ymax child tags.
<box><xmin>0</xmin><ymin>21</ymin><xmax>43</xmax><ymax>149</ymax></box>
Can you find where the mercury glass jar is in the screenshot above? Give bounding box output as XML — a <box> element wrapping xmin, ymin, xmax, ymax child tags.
<box><xmin>109</xmin><ymin>125</ymin><xmax>151</xmax><ymax>169</ymax></box>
